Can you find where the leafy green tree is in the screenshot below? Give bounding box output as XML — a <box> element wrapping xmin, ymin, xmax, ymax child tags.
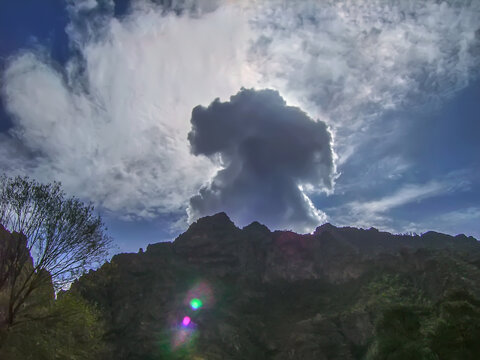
<box><xmin>366</xmin><ymin>305</ymin><xmax>435</xmax><ymax>360</ymax></box>
<box><xmin>367</xmin><ymin>291</ymin><xmax>480</xmax><ymax>360</ymax></box>
<box><xmin>0</xmin><ymin>175</ymin><xmax>111</xmax><ymax>328</ymax></box>
<box><xmin>428</xmin><ymin>290</ymin><xmax>480</xmax><ymax>360</ymax></box>
<box><xmin>0</xmin><ymin>291</ymin><xmax>108</xmax><ymax>360</ymax></box>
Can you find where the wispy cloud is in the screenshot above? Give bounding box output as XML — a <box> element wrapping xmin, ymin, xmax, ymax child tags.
<box><xmin>330</xmin><ymin>173</ymin><xmax>472</xmax><ymax>232</ymax></box>
<box><xmin>1</xmin><ymin>2</ymin><xmax>257</xmax><ymax>219</ymax></box>
<box><xmin>350</xmin><ymin>181</ymin><xmax>446</xmax><ymax>215</ymax></box>
<box><xmin>249</xmin><ymin>0</ymin><xmax>480</xmax><ymax>160</ymax></box>
<box><xmin>402</xmin><ymin>207</ymin><xmax>480</xmax><ymax>239</ymax></box>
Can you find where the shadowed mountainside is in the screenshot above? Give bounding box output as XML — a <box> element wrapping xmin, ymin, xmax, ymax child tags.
<box><xmin>71</xmin><ymin>213</ymin><xmax>480</xmax><ymax>359</ymax></box>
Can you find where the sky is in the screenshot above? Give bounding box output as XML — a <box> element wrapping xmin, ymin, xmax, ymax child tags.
<box><xmin>0</xmin><ymin>0</ymin><xmax>479</xmax><ymax>253</ymax></box>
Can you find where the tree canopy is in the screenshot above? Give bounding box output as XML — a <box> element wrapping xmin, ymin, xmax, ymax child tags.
<box><xmin>0</xmin><ymin>175</ymin><xmax>111</xmax><ymax>328</ymax></box>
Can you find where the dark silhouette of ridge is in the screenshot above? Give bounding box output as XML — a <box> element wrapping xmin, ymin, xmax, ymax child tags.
<box><xmin>71</xmin><ymin>213</ymin><xmax>480</xmax><ymax>360</ymax></box>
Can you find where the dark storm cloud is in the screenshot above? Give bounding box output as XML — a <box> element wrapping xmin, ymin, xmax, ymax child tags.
<box><xmin>188</xmin><ymin>88</ymin><xmax>335</xmax><ymax>232</ymax></box>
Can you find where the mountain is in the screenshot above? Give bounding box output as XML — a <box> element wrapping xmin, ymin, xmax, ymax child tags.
<box><xmin>71</xmin><ymin>213</ymin><xmax>480</xmax><ymax>359</ymax></box>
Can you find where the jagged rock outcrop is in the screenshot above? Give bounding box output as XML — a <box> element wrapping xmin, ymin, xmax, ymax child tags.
<box><xmin>71</xmin><ymin>213</ymin><xmax>480</xmax><ymax>360</ymax></box>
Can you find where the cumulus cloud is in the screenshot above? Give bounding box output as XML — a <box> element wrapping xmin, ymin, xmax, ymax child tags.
<box><xmin>187</xmin><ymin>88</ymin><xmax>334</xmax><ymax>232</ymax></box>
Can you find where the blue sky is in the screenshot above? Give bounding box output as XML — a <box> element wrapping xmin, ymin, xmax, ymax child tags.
<box><xmin>0</xmin><ymin>0</ymin><xmax>479</xmax><ymax>253</ymax></box>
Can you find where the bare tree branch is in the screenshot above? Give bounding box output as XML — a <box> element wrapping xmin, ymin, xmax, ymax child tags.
<box><xmin>0</xmin><ymin>175</ymin><xmax>112</xmax><ymax>328</ymax></box>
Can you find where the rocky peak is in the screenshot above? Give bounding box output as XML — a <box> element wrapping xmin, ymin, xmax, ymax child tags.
<box><xmin>182</xmin><ymin>212</ymin><xmax>236</xmax><ymax>234</ymax></box>
<box><xmin>174</xmin><ymin>212</ymin><xmax>239</xmax><ymax>248</ymax></box>
<box><xmin>243</xmin><ymin>221</ymin><xmax>271</xmax><ymax>235</ymax></box>
<box><xmin>172</xmin><ymin>213</ymin><xmax>243</xmax><ymax>273</ymax></box>
<box><xmin>313</xmin><ymin>222</ymin><xmax>337</xmax><ymax>235</ymax></box>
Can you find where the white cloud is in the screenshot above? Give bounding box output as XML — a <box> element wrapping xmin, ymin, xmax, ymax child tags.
<box><xmin>248</xmin><ymin>0</ymin><xmax>480</xmax><ymax>161</ymax></box>
<box><xmin>400</xmin><ymin>207</ymin><xmax>480</xmax><ymax>240</ymax></box>
<box><xmin>330</xmin><ymin>173</ymin><xmax>472</xmax><ymax>232</ymax></box>
<box><xmin>70</xmin><ymin>0</ymin><xmax>99</xmax><ymax>12</ymax></box>
<box><xmin>351</xmin><ymin>181</ymin><xmax>446</xmax><ymax>215</ymax></box>
<box><xmin>1</xmin><ymin>2</ymin><xmax>258</xmax><ymax>220</ymax></box>
<box><xmin>438</xmin><ymin>207</ymin><xmax>480</xmax><ymax>224</ymax></box>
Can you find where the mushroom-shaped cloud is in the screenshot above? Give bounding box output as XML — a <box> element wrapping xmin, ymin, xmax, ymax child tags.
<box><xmin>187</xmin><ymin>88</ymin><xmax>335</xmax><ymax>232</ymax></box>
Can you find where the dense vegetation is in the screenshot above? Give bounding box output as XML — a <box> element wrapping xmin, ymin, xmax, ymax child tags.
<box><xmin>368</xmin><ymin>290</ymin><xmax>480</xmax><ymax>359</ymax></box>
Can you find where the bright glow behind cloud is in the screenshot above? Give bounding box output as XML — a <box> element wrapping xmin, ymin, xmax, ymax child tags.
<box><xmin>2</xmin><ymin>2</ymin><xmax>258</xmax><ymax>219</ymax></box>
<box><xmin>249</xmin><ymin>0</ymin><xmax>480</xmax><ymax>161</ymax></box>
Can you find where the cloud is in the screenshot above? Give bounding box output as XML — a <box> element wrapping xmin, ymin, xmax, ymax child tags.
<box><xmin>0</xmin><ymin>0</ymin><xmax>479</xmax><ymax>233</ymax></box>
<box><xmin>390</xmin><ymin>207</ymin><xmax>480</xmax><ymax>240</ymax></box>
<box><xmin>426</xmin><ymin>207</ymin><xmax>480</xmax><ymax>238</ymax></box>
<box><xmin>351</xmin><ymin>181</ymin><xmax>446</xmax><ymax>215</ymax></box>
<box><xmin>187</xmin><ymin>88</ymin><xmax>334</xmax><ymax>232</ymax></box>
<box><xmin>1</xmin><ymin>2</ymin><xmax>257</xmax><ymax>220</ymax></box>
<box><xmin>249</xmin><ymin>0</ymin><xmax>480</xmax><ymax>161</ymax></box>
<box><xmin>330</xmin><ymin>173</ymin><xmax>472</xmax><ymax>231</ymax></box>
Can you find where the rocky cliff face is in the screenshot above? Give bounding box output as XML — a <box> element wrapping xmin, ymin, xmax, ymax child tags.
<box><xmin>0</xmin><ymin>225</ymin><xmax>54</xmax><ymax>332</ymax></box>
<box><xmin>72</xmin><ymin>213</ymin><xmax>480</xmax><ymax>359</ymax></box>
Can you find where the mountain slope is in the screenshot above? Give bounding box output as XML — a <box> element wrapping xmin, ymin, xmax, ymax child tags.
<box><xmin>71</xmin><ymin>213</ymin><xmax>480</xmax><ymax>359</ymax></box>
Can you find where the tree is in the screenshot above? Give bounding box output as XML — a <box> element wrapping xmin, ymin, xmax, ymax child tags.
<box><xmin>0</xmin><ymin>291</ymin><xmax>109</xmax><ymax>360</ymax></box>
<box><xmin>366</xmin><ymin>291</ymin><xmax>480</xmax><ymax>360</ymax></box>
<box><xmin>428</xmin><ymin>290</ymin><xmax>480</xmax><ymax>359</ymax></box>
<box><xmin>366</xmin><ymin>305</ymin><xmax>435</xmax><ymax>360</ymax></box>
<box><xmin>0</xmin><ymin>175</ymin><xmax>111</xmax><ymax>328</ymax></box>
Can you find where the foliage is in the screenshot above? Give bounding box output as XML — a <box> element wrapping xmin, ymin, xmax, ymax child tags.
<box><xmin>0</xmin><ymin>226</ymin><xmax>55</xmax><ymax>331</ymax></box>
<box><xmin>367</xmin><ymin>290</ymin><xmax>480</xmax><ymax>360</ymax></box>
<box><xmin>0</xmin><ymin>175</ymin><xmax>111</xmax><ymax>328</ymax></box>
<box><xmin>428</xmin><ymin>290</ymin><xmax>480</xmax><ymax>359</ymax></box>
<box><xmin>0</xmin><ymin>175</ymin><xmax>112</xmax><ymax>289</ymax></box>
<box><xmin>355</xmin><ymin>273</ymin><xmax>430</xmax><ymax>311</ymax></box>
<box><xmin>0</xmin><ymin>292</ymin><xmax>108</xmax><ymax>360</ymax></box>
<box><xmin>366</xmin><ymin>305</ymin><xmax>436</xmax><ymax>360</ymax></box>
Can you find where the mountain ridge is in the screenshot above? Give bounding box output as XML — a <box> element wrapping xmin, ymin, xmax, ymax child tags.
<box><xmin>71</xmin><ymin>212</ymin><xmax>480</xmax><ymax>359</ymax></box>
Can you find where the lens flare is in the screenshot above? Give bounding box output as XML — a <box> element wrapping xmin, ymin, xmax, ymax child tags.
<box><xmin>172</xmin><ymin>328</ymin><xmax>191</xmax><ymax>348</ymax></box>
<box><xmin>182</xmin><ymin>316</ymin><xmax>191</xmax><ymax>326</ymax></box>
<box><xmin>190</xmin><ymin>298</ymin><xmax>203</xmax><ymax>310</ymax></box>
<box><xmin>185</xmin><ymin>281</ymin><xmax>214</xmax><ymax>310</ymax></box>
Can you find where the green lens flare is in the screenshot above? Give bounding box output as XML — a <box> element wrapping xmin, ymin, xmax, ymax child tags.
<box><xmin>190</xmin><ymin>298</ymin><xmax>203</xmax><ymax>310</ymax></box>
